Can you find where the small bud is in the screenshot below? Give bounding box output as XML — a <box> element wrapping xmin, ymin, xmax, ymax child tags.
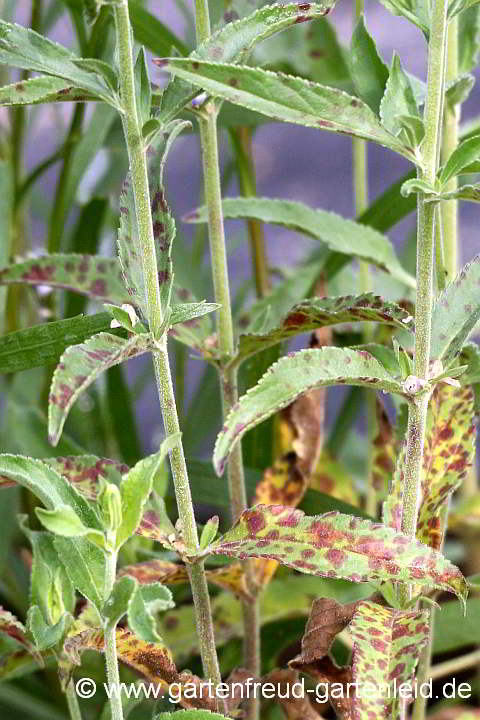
<box><xmin>99</xmin><ymin>483</ymin><xmax>123</xmax><ymax>532</ymax></box>
<box><xmin>47</xmin><ymin>569</ymin><xmax>66</xmax><ymax>626</ymax></box>
<box><xmin>200</xmin><ymin>515</ymin><xmax>219</xmax><ymax>550</ymax></box>
<box><xmin>403</xmin><ymin>375</ymin><xmax>427</xmax><ymax>395</ymax></box>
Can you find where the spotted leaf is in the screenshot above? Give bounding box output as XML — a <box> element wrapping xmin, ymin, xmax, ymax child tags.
<box><xmin>0</xmin><ymin>76</ymin><xmax>96</xmax><ymax>106</ymax></box>
<box><xmin>205</xmin><ymin>504</ymin><xmax>467</xmax><ymax>600</ymax></box>
<box><xmin>48</xmin><ymin>332</ymin><xmax>153</xmax><ymax>446</ymax></box>
<box><xmin>416</xmin><ymin>384</ymin><xmax>476</xmax><ymax>549</ymax></box>
<box><xmin>62</xmin><ymin>627</ymin><xmax>217</xmax><ymax>710</ymax></box>
<box><xmin>163</xmin><ymin>60</ymin><xmax>418</xmax><ymax>164</ymax></box>
<box><xmin>0</xmin><ymin>254</ymin><xmax>130</xmax><ymax>305</ymax></box>
<box><xmin>372</xmin><ymin>397</ymin><xmax>395</xmax><ymax>495</ymax></box>
<box><xmin>159</xmin><ymin>2</ymin><xmax>337</xmax><ymax>123</ymax></box>
<box><xmin>228</xmin><ymin>293</ymin><xmax>413</xmax><ymax>365</ymax></box>
<box><xmin>214</xmin><ymin>347</ymin><xmax>406</xmax><ymax>476</ymax></box>
<box><xmin>0</xmin><ymin>607</ymin><xmax>43</xmax><ymax>665</ymax></box>
<box><xmin>430</xmin><ymin>255</ymin><xmax>480</xmax><ymax>364</ymax></box>
<box><xmin>349</xmin><ymin>601</ymin><xmax>429</xmax><ymax>720</ymax></box>
<box><xmin>185</xmin><ymin>198</ymin><xmax>415</xmax><ymax>288</ymax></box>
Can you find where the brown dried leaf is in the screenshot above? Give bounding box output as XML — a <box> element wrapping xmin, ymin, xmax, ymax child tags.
<box><xmin>264</xmin><ymin>669</ymin><xmax>324</xmax><ymax>720</ymax></box>
<box><xmin>290</xmin><ymin>597</ymin><xmax>359</xmax><ymax>666</ymax></box>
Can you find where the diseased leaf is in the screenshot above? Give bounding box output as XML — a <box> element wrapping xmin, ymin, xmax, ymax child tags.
<box><xmin>372</xmin><ymin>397</ymin><xmax>395</xmax><ymax>494</ymax></box>
<box><xmin>0</xmin><ymin>253</ymin><xmax>130</xmax><ymax>305</ymax></box>
<box><xmin>0</xmin><ymin>20</ymin><xmax>119</xmax><ymax>106</ymax></box>
<box><xmin>163</xmin><ymin>59</ymin><xmax>418</xmax><ymax>163</ymax></box>
<box><xmin>159</xmin><ymin>2</ymin><xmax>336</xmax><ymax>123</ymax></box>
<box><xmin>261</xmin><ymin>670</ymin><xmax>321</xmax><ymax>720</ymax></box>
<box><xmin>214</xmin><ymin>347</ymin><xmax>406</xmax><ymax>476</ymax></box>
<box><xmin>233</xmin><ymin>294</ymin><xmax>413</xmax><ymax>364</ymax></box>
<box><xmin>185</xmin><ymin>198</ymin><xmax>415</xmax><ymax>288</ymax></box>
<box><xmin>290</xmin><ymin>596</ymin><xmax>359</xmax><ymax>665</ymax></box>
<box><xmin>0</xmin><ymin>75</ymin><xmax>96</xmax><ymax>106</ymax></box>
<box><xmin>0</xmin><ymin>313</ymin><xmax>122</xmax><ymax>375</ymax></box>
<box><xmin>308</xmin><ymin>17</ymin><xmax>352</xmax><ymax>91</ymax></box>
<box><xmin>310</xmin><ymin>451</ymin><xmax>359</xmax><ymax>506</ymax></box>
<box><xmin>48</xmin><ymin>332</ymin><xmax>153</xmax><ymax>446</ymax></box>
<box><xmin>205</xmin><ymin>504</ymin><xmax>467</xmax><ymax>600</ymax></box>
<box><xmin>430</xmin><ymin>255</ymin><xmax>480</xmax><ymax>364</ymax></box>
<box><xmin>350</xmin><ymin>15</ymin><xmax>389</xmax><ymax>113</ymax></box>
<box><xmin>439</xmin><ymin>135</ymin><xmax>480</xmax><ymax>185</ymax></box>
<box><xmin>0</xmin><ymin>607</ymin><xmax>42</xmax><ymax>664</ymax></box>
<box><xmin>416</xmin><ymin>384</ymin><xmax>476</xmax><ymax>549</ymax></box>
<box><xmin>349</xmin><ymin>602</ymin><xmax>429</xmax><ymax>720</ymax></box>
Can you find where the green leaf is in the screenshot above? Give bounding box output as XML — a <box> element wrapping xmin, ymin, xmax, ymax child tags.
<box><xmin>103</xmin><ymin>576</ymin><xmax>137</xmax><ymax>630</ymax></box>
<box><xmin>128</xmin><ymin>0</ymin><xmax>189</xmax><ymax>57</ymax></box>
<box><xmin>159</xmin><ymin>2</ymin><xmax>338</xmax><ymax>123</ymax></box>
<box><xmin>36</xmin><ymin>504</ymin><xmax>100</xmax><ymax>538</ymax></box>
<box><xmin>134</xmin><ymin>47</ymin><xmax>151</xmax><ymax>128</ymax></box>
<box><xmin>449</xmin><ymin>0</ymin><xmax>480</xmax><ymax>19</ymax></box>
<box><xmin>434</xmin><ymin>183</ymin><xmax>480</xmax><ymax>202</ymax></box>
<box><xmin>48</xmin><ymin>332</ymin><xmax>152</xmax><ymax>446</ymax></box>
<box><xmin>377</xmin><ymin>0</ymin><xmax>429</xmax><ymax>35</ymax></box>
<box><xmin>0</xmin><ymin>75</ymin><xmax>96</xmax><ymax>106</ymax></box>
<box><xmin>0</xmin><ymin>455</ymin><xmax>101</xmax><ymax>529</ymax></box>
<box><xmin>214</xmin><ymin>347</ymin><xmax>406</xmax><ymax>475</ymax></box>
<box><xmin>233</xmin><ymin>293</ymin><xmax>414</xmax><ymax>365</ymax></box>
<box><xmin>401</xmin><ymin>177</ymin><xmax>438</xmax><ymax>198</ymax></box>
<box><xmin>0</xmin><ymin>253</ymin><xmax>130</xmax><ymax>305</ymax></box>
<box><xmin>116</xmin><ymin>435</ymin><xmax>180</xmax><ymax>548</ymax></box>
<box><xmin>199</xmin><ymin>516</ymin><xmax>220</xmax><ymax>550</ymax></box>
<box><xmin>307</xmin><ymin>17</ymin><xmax>352</xmax><ymax>91</ymax></box>
<box><xmin>350</xmin><ymin>15</ymin><xmax>389</xmax><ymax>113</ymax></box>
<box><xmin>164</xmin><ymin>59</ymin><xmax>417</xmax><ymax>163</ymax></box>
<box><xmin>439</xmin><ymin>135</ymin><xmax>480</xmax><ymax>185</ymax></box>
<box><xmin>185</xmin><ymin>197</ymin><xmax>415</xmax><ymax>288</ymax></box>
<box><xmin>459</xmin><ymin>7</ymin><xmax>480</xmax><ymax>73</ymax></box>
<box><xmin>416</xmin><ymin>384</ymin><xmax>476</xmax><ymax>549</ymax></box>
<box><xmin>430</xmin><ymin>254</ymin><xmax>480</xmax><ymax>363</ymax></box>
<box><xmin>433</xmin><ymin>597</ymin><xmax>480</xmax><ymax>654</ymax></box>
<box><xmin>206</xmin><ymin>505</ymin><xmax>467</xmax><ymax>600</ymax></box>
<box><xmin>54</xmin><ymin>536</ymin><xmax>106</xmax><ymax>610</ymax></box>
<box><xmin>349</xmin><ymin>602</ymin><xmax>429</xmax><ymax>720</ymax></box>
<box><xmin>0</xmin><ymin>20</ymin><xmax>119</xmax><ymax>107</ymax></box>
<box><xmin>446</xmin><ymin>73</ymin><xmax>475</xmax><ymax>107</ymax></box>
<box><xmin>380</xmin><ymin>53</ymin><xmax>420</xmax><ymax>145</ymax></box>
<box><xmin>106</xmin><ymin>365</ymin><xmax>142</xmax><ymax>467</ymax></box>
<box><xmin>170</xmin><ymin>302</ymin><xmax>221</xmax><ymax>325</ymax></box>
<box><xmin>127</xmin><ymin>582</ymin><xmax>174</xmax><ymax>643</ymax></box>
<box><xmin>26</xmin><ymin>606</ymin><xmax>70</xmax><ymax>652</ymax></box>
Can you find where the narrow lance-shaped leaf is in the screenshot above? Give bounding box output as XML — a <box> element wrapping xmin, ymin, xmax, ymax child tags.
<box><xmin>214</xmin><ymin>347</ymin><xmax>406</xmax><ymax>476</ymax></box>
<box><xmin>350</xmin><ymin>15</ymin><xmax>389</xmax><ymax>114</ymax></box>
<box><xmin>48</xmin><ymin>332</ymin><xmax>153</xmax><ymax>446</ymax></box>
<box><xmin>185</xmin><ymin>197</ymin><xmax>415</xmax><ymax>288</ymax></box>
<box><xmin>0</xmin><ymin>76</ymin><xmax>96</xmax><ymax>106</ymax></box>
<box><xmin>205</xmin><ymin>504</ymin><xmax>467</xmax><ymax>600</ymax></box>
<box><xmin>439</xmin><ymin>135</ymin><xmax>480</xmax><ymax>185</ymax></box>
<box><xmin>159</xmin><ymin>2</ymin><xmax>336</xmax><ymax>122</ymax></box>
<box><xmin>430</xmin><ymin>254</ymin><xmax>480</xmax><ymax>364</ymax></box>
<box><xmin>233</xmin><ymin>293</ymin><xmax>413</xmax><ymax>365</ymax></box>
<box><xmin>380</xmin><ymin>53</ymin><xmax>420</xmax><ymax>142</ymax></box>
<box><xmin>349</xmin><ymin>602</ymin><xmax>430</xmax><ymax>720</ymax></box>
<box><xmin>0</xmin><ymin>20</ymin><xmax>119</xmax><ymax>106</ymax></box>
<box><xmin>0</xmin><ymin>254</ymin><xmax>130</xmax><ymax>306</ymax></box>
<box><xmin>162</xmin><ymin>59</ymin><xmax>418</xmax><ymax>163</ymax></box>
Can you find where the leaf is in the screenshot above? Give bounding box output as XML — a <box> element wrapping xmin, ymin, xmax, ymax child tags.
<box><xmin>0</xmin><ymin>455</ymin><xmax>101</xmax><ymax>529</ymax></box>
<box><xmin>0</xmin><ymin>75</ymin><xmax>96</xmax><ymax>106</ymax></box>
<box><xmin>261</xmin><ymin>669</ymin><xmax>324</xmax><ymax>720</ymax></box>
<box><xmin>36</xmin><ymin>505</ymin><xmax>105</xmax><ymax>547</ymax></box>
<box><xmin>380</xmin><ymin>53</ymin><xmax>420</xmax><ymax>143</ymax></box>
<box><xmin>233</xmin><ymin>294</ymin><xmax>414</xmax><ymax>364</ymax></box>
<box><xmin>214</xmin><ymin>347</ymin><xmax>406</xmax><ymax>476</ymax></box>
<box><xmin>310</xmin><ymin>451</ymin><xmax>359</xmax><ymax>505</ymax></box>
<box><xmin>128</xmin><ymin>0</ymin><xmax>188</xmax><ymax>57</ymax></box>
<box><xmin>117</xmin><ymin>436</ymin><xmax>180</xmax><ymax>548</ymax></box>
<box><xmin>290</xmin><ymin>596</ymin><xmax>359</xmax><ymax>665</ymax></box>
<box><xmin>371</xmin><ymin>398</ymin><xmax>395</xmax><ymax>494</ymax></box>
<box><xmin>0</xmin><ymin>20</ymin><xmax>119</xmax><ymax>107</ymax></box>
<box><xmin>159</xmin><ymin>2</ymin><xmax>337</xmax><ymax>123</ymax></box>
<box><xmin>128</xmin><ymin>582</ymin><xmax>174</xmax><ymax>642</ymax></box>
<box><xmin>185</xmin><ymin>198</ymin><xmax>415</xmax><ymax>288</ymax></box>
<box><xmin>307</xmin><ymin>17</ymin><xmax>352</xmax><ymax>91</ymax></box>
<box><xmin>134</xmin><ymin>47</ymin><xmax>152</xmax><ymax>128</ymax></box>
<box><xmin>430</xmin><ymin>255</ymin><xmax>480</xmax><ymax>363</ymax></box>
<box><xmin>163</xmin><ymin>59</ymin><xmax>417</xmax><ymax>163</ymax></box>
<box><xmin>27</xmin><ymin>606</ymin><xmax>70</xmax><ymax>652</ymax></box>
<box><xmin>459</xmin><ymin>7</ymin><xmax>480</xmax><ymax>73</ymax></box>
<box><xmin>350</xmin><ymin>15</ymin><xmax>389</xmax><ymax>113</ymax></box>
<box><xmin>434</xmin><ymin>183</ymin><xmax>480</xmax><ymax>202</ymax></box>
<box><xmin>0</xmin><ymin>607</ymin><xmax>42</xmax><ymax>664</ymax></box>
<box><xmin>170</xmin><ymin>302</ymin><xmax>221</xmax><ymax>325</ymax></box>
<box><xmin>54</xmin><ymin>536</ymin><xmax>106</xmax><ymax>610</ymax></box>
<box><xmin>349</xmin><ymin>602</ymin><xmax>430</xmax><ymax>720</ymax></box>
<box><xmin>48</xmin><ymin>332</ymin><xmax>153</xmax><ymax>446</ymax></box>
<box><xmin>376</xmin><ymin>0</ymin><xmax>429</xmax><ymax>35</ymax></box>
<box><xmin>205</xmin><ymin>504</ymin><xmax>467</xmax><ymax>600</ymax></box>
<box><xmin>439</xmin><ymin>135</ymin><xmax>480</xmax><ymax>185</ymax></box>
<box><xmin>0</xmin><ymin>313</ymin><xmax>123</xmax><ymax>375</ymax></box>
<box><xmin>446</xmin><ymin>73</ymin><xmax>475</xmax><ymax>107</ymax></box>
<box><xmin>63</xmin><ymin>627</ymin><xmax>218</xmax><ymax>710</ymax></box>
<box><xmin>0</xmin><ymin>253</ymin><xmax>129</xmax><ymax>304</ymax></box>
<box><xmin>416</xmin><ymin>384</ymin><xmax>476</xmax><ymax>549</ymax></box>
<box><xmin>103</xmin><ymin>576</ymin><xmax>137</xmax><ymax>630</ymax></box>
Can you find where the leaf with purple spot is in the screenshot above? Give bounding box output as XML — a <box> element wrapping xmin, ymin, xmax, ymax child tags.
<box><xmin>349</xmin><ymin>601</ymin><xmax>429</xmax><ymax>720</ymax></box>
<box><xmin>0</xmin><ymin>254</ymin><xmax>130</xmax><ymax>305</ymax></box>
<box><xmin>0</xmin><ymin>76</ymin><xmax>96</xmax><ymax>106</ymax></box>
<box><xmin>214</xmin><ymin>346</ymin><xmax>406</xmax><ymax>476</ymax></box>
<box><xmin>48</xmin><ymin>332</ymin><xmax>153</xmax><ymax>446</ymax></box>
<box><xmin>204</xmin><ymin>504</ymin><xmax>467</xmax><ymax>601</ymax></box>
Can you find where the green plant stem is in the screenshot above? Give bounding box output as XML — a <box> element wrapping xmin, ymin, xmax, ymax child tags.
<box><xmin>194</xmin><ymin>1</ymin><xmax>261</xmax><ymax>705</ymax></box>
<box><xmin>65</xmin><ymin>680</ymin><xmax>83</xmax><ymax>720</ymax></box>
<box><xmin>113</xmin><ymin>0</ymin><xmax>221</xmax><ymax>689</ymax></box>
<box><xmin>104</xmin><ymin>547</ymin><xmax>123</xmax><ymax>720</ymax></box>
<box><xmin>441</xmin><ymin>16</ymin><xmax>458</xmax><ymax>283</ymax></box>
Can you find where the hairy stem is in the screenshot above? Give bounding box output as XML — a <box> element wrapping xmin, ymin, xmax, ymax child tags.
<box><xmin>113</xmin><ymin>0</ymin><xmax>221</xmax><ymax>688</ymax></box>
<box><xmin>65</xmin><ymin>680</ymin><xmax>83</xmax><ymax>720</ymax></box>
<box><xmin>104</xmin><ymin>548</ymin><xmax>123</xmax><ymax>720</ymax></box>
<box><xmin>194</xmin><ymin>1</ymin><xmax>261</xmax><ymax>706</ymax></box>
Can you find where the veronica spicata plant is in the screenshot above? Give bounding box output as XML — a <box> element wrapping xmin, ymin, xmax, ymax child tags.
<box><xmin>0</xmin><ymin>1</ymin><xmax>479</xmax><ymax>720</ymax></box>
